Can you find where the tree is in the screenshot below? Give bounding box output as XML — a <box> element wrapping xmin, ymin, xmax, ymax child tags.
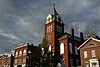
<box><xmin>34</xmin><ymin>39</ymin><xmax>55</xmax><ymax>67</ymax></box>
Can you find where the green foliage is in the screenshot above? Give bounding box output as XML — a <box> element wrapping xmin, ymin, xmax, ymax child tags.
<box><xmin>34</xmin><ymin>39</ymin><xmax>55</xmax><ymax>67</ymax></box>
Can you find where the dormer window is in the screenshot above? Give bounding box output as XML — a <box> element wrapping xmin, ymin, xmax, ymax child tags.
<box><xmin>46</xmin><ymin>14</ymin><xmax>53</xmax><ymax>24</ymax></box>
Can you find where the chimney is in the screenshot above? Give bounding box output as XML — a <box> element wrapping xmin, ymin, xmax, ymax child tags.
<box><xmin>70</xmin><ymin>28</ymin><xmax>74</xmax><ymax>37</ymax></box>
<box><xmin>80</xmin><ymin>32</ymin><xmax>83</xmax><ymax>41</ymax></box>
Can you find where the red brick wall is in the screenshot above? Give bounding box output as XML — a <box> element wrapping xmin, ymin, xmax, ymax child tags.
<box><xmin>80</xmin><ymin>39</ymin><xmax>100</xmax><ymax>67</ymax></box>
<box><xmin>59</xmin><ymin>38</ymin><xmax>69</xmax><ymax>67</ymax></box>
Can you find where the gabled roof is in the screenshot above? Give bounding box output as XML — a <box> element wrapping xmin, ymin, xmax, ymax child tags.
<box><xmin>58</xmin><ymin>33</ymin><xmax>71</xmax><ymax>40</ymax></box>
<box><xmin>84</xmin><ymin>33</ymin><xmax>100</xmax><ymax>40</ymax></box>
<box><xmin>78</xmin><ymin>37</ymin><xmax>100</xmax><ymax>49</ymax></box>
<box><xmin>59</xmin><ymin>33</ymin><xmax>82</xmax><ymax>42</ymax></box>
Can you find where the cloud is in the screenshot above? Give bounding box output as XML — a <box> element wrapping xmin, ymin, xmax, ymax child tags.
<box><xmin>0</xmin><ymin>0</ymin><xmax>100</xmax><ymax>53</ymax></box>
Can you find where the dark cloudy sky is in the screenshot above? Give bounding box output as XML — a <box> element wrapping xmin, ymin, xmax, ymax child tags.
<box><xmin>0</xmin><ymin>0</ymin><xmax>100</xmax><ymax>54</ymax></box>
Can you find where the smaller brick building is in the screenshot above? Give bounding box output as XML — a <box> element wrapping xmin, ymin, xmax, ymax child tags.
<box><xmin>0</xmin><ymin>54</ymin><xmax>13</xmax><ymax>67</ymax></box>
<box><xmin>14</xmin><ymin>43</ymin><xmax>37</xmax><ymax>67</ymax></box>
<box><xmin>78</xmin><ymin>37</ymin><xmax>100</xmax><ymax>67</ymax></box>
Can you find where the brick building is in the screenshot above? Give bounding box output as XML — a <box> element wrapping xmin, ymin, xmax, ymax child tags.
<box><xmin>78</xmin><ymin>37</ymin><xmax>100</xmax><ymax>67</ymax></box>
<box><xmin>14</xmin><ymin>43</ymin><xmax>37</xmax><ymax>67</ymax></box>
<box><xmin>0</xmin><ymin>54</ymin><xmax>13</xmax><ymax>67</ymax></box>
<box><xmin>44</xmin><ymin>2</ymin><xmax>83</xmax><ymax>67</ymax></box>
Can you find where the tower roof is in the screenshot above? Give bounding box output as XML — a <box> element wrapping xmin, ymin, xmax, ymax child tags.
<box><xmin>49</xmin><ymin>8</ymin><xmax>58</xmax><ymax>16</ymax></box>
<box><xmin>46</xmin><ymin>0</ymin><xmax>63</xmax><ymax>24</ymax></box>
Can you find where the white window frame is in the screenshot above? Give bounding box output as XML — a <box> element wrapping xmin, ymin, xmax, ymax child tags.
<box><xmin>69</xmin><ymin>43</ymin><xmax>73</xmax><ymax>54</ymax></box>
<box><xmin>15</xmin><ymin>52</ymin><xmax>18</xmax><ymax>56</ymax></box>
<box><xmin>19</xmin><ymin>51</ymin><xmax>22</xmax><ymax>56</ymax></box>
<box><xmin>60</xmin><ymin>43</ymin><xmax>64</xmax><ymax>54</ymax></box>
<box><xmin>84</xmin><ymin>51</ymin><xmax>88</xmax><ymax>58</ymax></box>
<box><xmin>91</xmin><ymin>50</ymin><xmax>96</xmax><ymax>57</ymax></box>
<box><xmin>23</xmin><ymin>50</ymin><xmax>27</xmax><ymax>55</ymax></box>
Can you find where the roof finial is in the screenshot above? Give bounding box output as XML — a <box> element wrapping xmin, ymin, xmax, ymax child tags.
<box><xmin>53</xmin><ymin>0</ymin><xmax>55</xmax><ymax>9</ymax></box>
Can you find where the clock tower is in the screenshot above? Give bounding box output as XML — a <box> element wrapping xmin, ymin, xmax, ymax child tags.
<box><xmin>44</xmin><ymin>1</ymin><xmax>64</xmax><ymax>64</ymax></box>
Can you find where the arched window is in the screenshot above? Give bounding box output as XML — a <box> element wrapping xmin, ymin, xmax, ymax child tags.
<box><xmin>60</xmin><ymin>43</ymin><xmax>64</xmax><ymax>54</ymax></box>
<box><xmin>19</xmin><ymin>51</ymin><xmax>22</xmax><ymax>56</ymax></box>
<box><xmin>23</xmin><ymin>50</ymin><xmax>27</xmax><ymax>55</ymax></box>
<box><xmin>16</xmin><ymin>52</ymin><xmax>18</xmax><ymax>57</ymax></box>
<box><xmin>69</xmin><ymin>43</ymin><xmax>73</xmax><ymax>54</ymax></box>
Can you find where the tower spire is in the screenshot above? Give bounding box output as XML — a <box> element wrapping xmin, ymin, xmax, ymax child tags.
<box><xmin>53</xmin><ymin>0</ymin><xmax>57</xmax><ymax>22</ymax></box>
<box><xmin>53</xmin><ymin>0</ymin><xmax>55</xmax><ymax>9</ymax></box>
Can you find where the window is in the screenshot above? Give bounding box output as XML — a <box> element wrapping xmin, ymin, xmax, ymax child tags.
<box><xmin>69</xmin><ymin>43</ymin><xmax>73</xmax><ymax>54</ymax></box>
<box><xmin>50</xmin><ymin>25</ymin><xmax>52</xmax><ymax>32</ymax></box>
<box><xmin>84</xmin><ymin>51</ymin><xmax>88</xmax><ymax>58</ymax></box>
<box><xmin>91</xmin><ymin>50</ymin><xmax>96</xmax><ymax>57</ymax></box>
<box><xmin>47</xmin><ymin>25</ymin><xmax>52</xmax><ymax>33</ymax></box>
<box><xmin>75</xmin><ymin>47</ymin><xmax>78</xmax><ymax>55</ymax></box>
<box><xmin>48</xmin><ymin>26</ymin><xmax>50</xmax><ymax>32</ymax></box>
<box><xmin>59</xmin><ymin>27</ymin><xmax>62</xmax><ymax>33</ymax></box>
<box><xmin>17</xmin><ymin>59</ymin><xmax>22</xmax><ymax>63</ymax></box>
<box><xmin>15</xmin><ymin>52</ymin><xmax>18</xmax><ymax>57</ymax></box>
<box><xmin>48</xmin><ymin>35</ymin><xmax>51</xmax><ymax>42</ymax></box>
<box><xmin>60</xmin><ymin>43</ymin><xmax>64</xmax><ymax>54</ymax></box>
<box><xmin>23</xmin><ymin>58</ymin><xmax>26</xmax><ymax>63</ymax></box>
<box><xmin>57</xmin><ymin>25</ymin><xmax>62</xmax><ymax>33</ymax></box>
<box><xmin>84</xmin><ymin>61</ymin><xmax>88</xmax><ymax>67</ymax></box>
<box><xmin>15</xmin><ymin>59</ymin><xmax>17</xmax><ymax>64</ymax></box>
<box><xmin>23</xmin><ymin>50</ymin><xmax>27</xmax><ymax>55</ymax></box>
<box><xmin>49</xmin><ymin>45</ymin><xmax>51</xmax><ymax>52</ymax></box>
<box><xmin>19</xmin><ymin>51</ymin><xmax>22</xmax><ymax>56</ymax></box>
<box><xmin>76</xmin><ymin>60</ymin><xmax>79</xmax><ymax>66</ymax></box>
<box><xmin>89</xmin><ymin>44</ymin><xmax>95</xmax><ymax>46</ymax></box>
<box><xmin>70</xmin><ymin>59</ymin><xmax>74</xmax><ymax>67</ymax></box>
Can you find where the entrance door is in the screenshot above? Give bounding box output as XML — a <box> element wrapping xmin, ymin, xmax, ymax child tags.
<box><xmin>17</xmin><ymin>65</ymin><xmax>22</xmax><ymax>67</ymax></box>
<box><xmin>89</xmin><ymin>59</ymin><xmax>99</xmax><ymax>67</ymax></box>
<box><xmin>92</xmin><ymin>63</ymin><xmax>97</xmax><ymax>67</ymax></box>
